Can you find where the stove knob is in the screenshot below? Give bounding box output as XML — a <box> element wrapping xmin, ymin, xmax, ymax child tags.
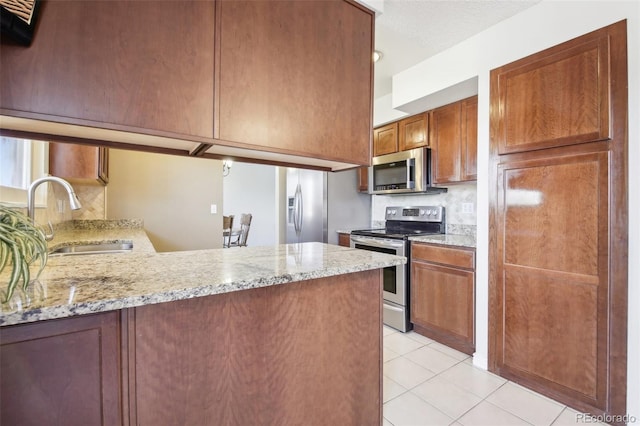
<box><xmin>390</xmin><ymin>210</ymin><xmax>397</xmax><ymax>216</ymax></box>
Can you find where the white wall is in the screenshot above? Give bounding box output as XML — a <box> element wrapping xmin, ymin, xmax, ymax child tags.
<box><xmin>107</xmin><ymin>150</ymin><xmax>223</xmax><ymax>252</ymax></box>
<box><xmin>374</xmin><ymin>93</ymin><xmax>408</xmax><ymax>126</ymax></box>
<box><xmin>383</xmin><ymin>0</ymin><xmax>639</xmax><ymax>418</ymax></box>
<box><xmin>222</xmin><ymin>162</ymin><xmax>277</xmax><ymax>247</ymax></box>
<box><xmin>327</xmin><ymin>169</ymin><xmax>371</xmax><ymax>244</ymax></box>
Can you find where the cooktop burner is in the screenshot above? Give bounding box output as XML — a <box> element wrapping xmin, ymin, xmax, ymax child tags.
<box><xmin>351</xmin><ymin>206</ymin><xmax>446</xmax><ymax>240</ymax></box>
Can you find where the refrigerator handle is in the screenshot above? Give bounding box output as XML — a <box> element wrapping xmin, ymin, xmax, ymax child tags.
<box><xmin>294</xmin><ymin>183</ymin><xmax>303</xmax><ymax>236</ymax></box>
<box><xmin>298</xmin><ymin>186</ymin><xmax>303</xmax><ymax>234</ymax></box>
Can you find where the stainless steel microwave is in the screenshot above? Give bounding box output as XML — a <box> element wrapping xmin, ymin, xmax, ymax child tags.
<box><xmin>368</xmin><ymin>147</ymin><xmax>445</xmax><ymax>195</ymax></box>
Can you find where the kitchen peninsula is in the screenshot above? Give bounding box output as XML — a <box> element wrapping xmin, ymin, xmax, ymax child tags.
<box><xmin>0</xmin><ymin>222</ymin><xmax>402</xmax><ymax>425</ymax></box>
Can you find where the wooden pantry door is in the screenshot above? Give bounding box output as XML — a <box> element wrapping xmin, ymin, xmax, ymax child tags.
<box><xmin>488</xmin><ymin>20</ymin><xmax>628</xmax><ymax>419</ymax></box>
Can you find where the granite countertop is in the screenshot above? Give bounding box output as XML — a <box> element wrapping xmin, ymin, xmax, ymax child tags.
<box><xmin>48</xmin><ymin>219</ymin><xmax>156</xmax><ymax>254</ymax></box>
<box><xmin>335</xmin><ymin>226</ymin><xmax>476</xmax><ymax>249</ymax></box>
<box><xmin>0</xmin><ymin>222</ymin><xmax>405</xmax><ymax>327</ymax></box>
<box><xmin>409</xmin><ymin>234</ymin><xmax>476</xmax><ymax>248</ymax></box>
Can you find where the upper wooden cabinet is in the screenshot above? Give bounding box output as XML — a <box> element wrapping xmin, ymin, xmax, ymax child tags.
<box><xmin>373</xmin><ymin>112</ymin><xmax>428</xmax><ymax>157</ymax></box>
<box><xmin>492</xmin><ymin>32</ymin><xmax>610</xmax><ymax>154</ymax></box>
<box><xmin>430</xmin><ymin>96</ymin><xmax>478</xmax><ymax>184</ymax></box>
<box><xmin>399</xmin><ymin>112</ymin><xmax>429</xmax><ymax>151</ymax></box>
<box><xmin>49</xmin><ymin>143</ymin><xmax>109</xmax><ymax>185</ymax></box>
<box><xmin>0</xmin><ymin>0</ymin><xmax>374</xmax><ymax>170</ymax></box>
<box><xmin>357</xmin><ymin>166</ymin><xmax>369</xmax><ymax>193</ymax></box>
<box><xmin>373</xmin><ymin>122</ymin><xmax>398</xmax><ymax>156</ymax></box>
<box><xmin>461</xmin><ymin>97</ymin><xmax>478</xmax><ymax>181</ymax></box>
<box><xmin>215</xmin><ymin>0</ymin><xmax>373</xmax><ymax>165</ymax></box>
<box><xmin>0</xmin><ymin>1</ymin><xmax>215</xmax><ymax>140</ymax></box>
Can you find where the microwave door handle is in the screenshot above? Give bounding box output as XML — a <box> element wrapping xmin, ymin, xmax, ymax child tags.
<box><xmin>407</xmin><ymin>158</ymin><xmax>415</xmax><ymax>189</ymax></box>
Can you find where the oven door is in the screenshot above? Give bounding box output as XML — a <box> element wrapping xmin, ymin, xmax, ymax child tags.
<box><xmin>350</xmin><ymin>235</ymin><xmax>406</xmax><ymax>307</ymax></box>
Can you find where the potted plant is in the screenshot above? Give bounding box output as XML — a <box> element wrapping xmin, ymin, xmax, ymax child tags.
<box><xmin>0</xmin><ymin>205</ymin><xmax>48</xmax><ymax>303</ymax></box>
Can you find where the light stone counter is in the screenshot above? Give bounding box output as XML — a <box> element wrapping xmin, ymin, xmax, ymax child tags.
<box><xmin>48</xmin><ymin>219</ymin><xmax>156</xmax><ymax>254</ymax></box>
<box><xmin>335</xmin><ymin>230</ymin><xmax>352</xmax><ymax>234</ymax></box>
<box><xmin>1</xmin><ymin>222</ymin><xmax>404</xmax><ymax>326</ymax></box>
<box><xmin>409</xmin><ymin>234</ymin><xmax>476</xmax><ymax>248</ymax></box>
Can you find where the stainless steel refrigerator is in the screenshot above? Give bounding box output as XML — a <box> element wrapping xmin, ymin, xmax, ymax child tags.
<box><xmin>285</xmin><ymin>167</ymin><xmax>371</xmax><ymax>244</ymax></box>
<box><xmin>286</xmin><ymin>168</ymin><xmax>327</xmax><ymax>243</ymax></box>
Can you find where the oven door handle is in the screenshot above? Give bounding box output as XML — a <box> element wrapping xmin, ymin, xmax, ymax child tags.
<box><xmin>383</xmin><ymin>302</ymin><xmax>404</xmax><ymax>313</ymax></box>
<box><xmin>350</xmin><ymin>236</ymin><xmax>405</xmax><ymax>250</ymax></box>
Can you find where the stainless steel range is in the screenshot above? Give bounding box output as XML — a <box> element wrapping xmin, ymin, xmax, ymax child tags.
<box><xmin>350</xmin><ymin>206</ymin><xmax>445</xmax><ymax>332</ymax></box>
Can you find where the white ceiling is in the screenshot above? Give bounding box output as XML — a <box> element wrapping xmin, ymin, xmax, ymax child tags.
<box><xmin>374</xmin><ymin>0</ymin><xmax>541</xmax><ymax>99</ymax></box>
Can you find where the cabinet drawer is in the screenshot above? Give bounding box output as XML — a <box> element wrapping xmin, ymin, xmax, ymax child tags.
<box><xmin>411</xmin><ymin>243</ymin><xmax>474</xmax><ymax>269</ymax></box>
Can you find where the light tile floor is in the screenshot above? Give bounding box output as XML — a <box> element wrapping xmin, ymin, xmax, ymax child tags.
<box><xmin>382</xmin><ymin>326</ymin><xmax>610</xmax><ymax>426</ymax></box>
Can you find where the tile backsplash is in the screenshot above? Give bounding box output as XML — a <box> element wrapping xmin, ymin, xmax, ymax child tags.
<box><xmin>371</xmin><ymin>183</ymin><xmax>477</xmax><ymax>235</ymax></box>
<box><xmin>31</xmin><ymin>183</ymin><xmax>106</xmax><ymax>225</ymax></box>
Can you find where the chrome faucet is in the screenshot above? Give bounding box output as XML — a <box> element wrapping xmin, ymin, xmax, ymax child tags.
<box><xmin>27</xmin><ymin>176</ymin><xmax>82</xmax><ymax>240</ymax></box>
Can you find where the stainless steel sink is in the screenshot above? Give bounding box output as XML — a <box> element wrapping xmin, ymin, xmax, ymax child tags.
<box><xmin>49</xmin><ymin>242</ymin><xmax>134</xmax><ymax>256</ymax></box>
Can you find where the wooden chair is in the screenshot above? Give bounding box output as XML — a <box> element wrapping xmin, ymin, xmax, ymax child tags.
<box><xmin>229</xmin><ymin>213</ymin><xmax>252</xmax><ymax>247</ymax></box>
<box><xmin>222</xmin><ymin>215</ymin><xmax>235</xmax><ymax>248</ymax></box>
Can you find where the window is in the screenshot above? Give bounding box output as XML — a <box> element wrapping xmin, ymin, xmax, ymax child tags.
<box><xmin>0</xmin><ymin>137</ymin><xmax>48</xmax><ymax>206</ymax></box>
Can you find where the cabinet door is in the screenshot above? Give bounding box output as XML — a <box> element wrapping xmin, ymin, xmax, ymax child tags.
<box><xmin>430</xmin><ymin>103</ymin><xmax>462</xmax><ymax>184</ymax></box>
<box><xmin>492</xmin><ymin>32</ymin><xmax>610</xmax><ymax>154</ymax></box>
<box><xmin>49</xmin><ymin>142</ymin><xmax>109</xmax><ymax>185</ymax></box>
<box><xmin>399</xmin><ymin>112</ymin><xmax>428</xmax><ymax>151</ymax></box>
<box><xmin>0</xmin><ymin>1</ymin><xmax>215</xmax><ymax>139</ymax></box>
<box><xmin>373</xmin><ymin>122</ymin><xmax>398</xmax><ymax>156</ymax></box>
<box><xmin>338</xmin><ymin>233</ymin><xmax>351</xmax><ymax>247</ymax></box>
<box><xmin>489</xmin><ymin>21</ymin><xmax>627</xmax><ymax>418</ymax></box>
<box><xmin>411</xmin><ymin>260</ymin><xmax>475</xmax><ymax>354</ymax></box>
<box><xmin>216</xmin><ymin>0</ymin><xmax>373</xmax><ymax>165</ymax></box>
<box><xmin>494</xmin><ymin>151</ymin><xmax>609</xmax><ymax>409</ymax></box>
<box><xmin>0</xmin><ymin>313</ymin><xmax>122</xmax><ymax>425</ymax></box>
<box><xmin>357</xmin><ymin>166</ymin><xmax>369</xmax><ymax>193</ymax></box>
<box><xmin>461</xmin><ymin>97</ymin><xmax>478</xmax><ymax>181</ymax></box>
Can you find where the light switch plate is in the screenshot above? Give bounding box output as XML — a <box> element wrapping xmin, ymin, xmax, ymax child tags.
<box><xmin>210</xmin><ymin>204</ymin><xmax>217</xmax><ymax>214</ymax></box>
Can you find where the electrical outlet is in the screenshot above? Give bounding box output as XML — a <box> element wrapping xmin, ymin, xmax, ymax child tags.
<box><xmin>210</xmin><ymin>204</ymin><xmax>217</xmax><ymax>214</ymax></box>
<box><xmin>57</xmin><ymin>199</ymin><xmax>65</xmax><ymax>213</ymax></box>
<box><xmin>462</xmin><ymin>202</ymin><xmax>474</xmax><ymax>214</ymax></box>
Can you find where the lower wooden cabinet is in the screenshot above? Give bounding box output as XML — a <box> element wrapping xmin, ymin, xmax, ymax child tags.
<box><xmin>0</xmin><ymin>312</ymin><xmax>122</xmax><ymax>425</ymax></box>
<box><xmin>0</xmin><ymin>271</ymin><xmax>381</xmax><ymax>425</ymax></box>
<box><xmin>338</xmin><ymin>232</ymin><xmax>351</xmax><ymax>247</ymax></box>
<box><xmin>410</xmin><ymin>242</ymin><xmax>475</xmax><ymax>354</ymax></box>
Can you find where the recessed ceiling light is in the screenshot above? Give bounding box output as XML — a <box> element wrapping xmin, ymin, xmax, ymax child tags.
<box><xmin>373</xmin><ymin>50</ymin><xmax>383</xmax><ymax>63</ymax></box>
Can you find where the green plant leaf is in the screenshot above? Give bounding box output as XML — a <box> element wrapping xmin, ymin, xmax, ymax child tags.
<box><xmin>0</xmin><ymin>205</ymin><xmax>48</xmax><ymax>303</ymax></box>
